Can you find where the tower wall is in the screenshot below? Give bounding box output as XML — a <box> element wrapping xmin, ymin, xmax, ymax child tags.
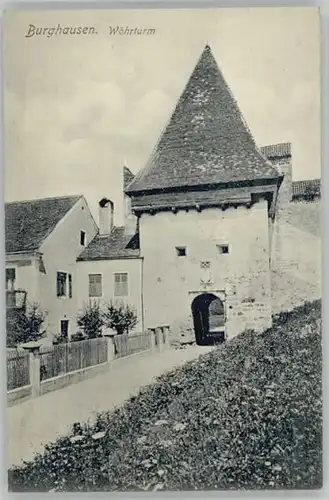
<box><xmin>139</xmin><ymin>199</ymin><xmax>272</xmax><ymax>344</ymax></box>
<box><xmin>260</xmin><ymin>144</ymin><xmax>293</xmax><ymax>269</ymax></box>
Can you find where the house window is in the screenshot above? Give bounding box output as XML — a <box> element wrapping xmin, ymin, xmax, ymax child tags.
<box><xmin>61</xmin><ymin>320</ymin><xmax>69</xmax><ymax>338</ymax></box>
<box><xmin>89</xmin><ymin>274</ymin><xmax>102</xmax><ymax>297</ymax></box>
<box><xmin>68</xmin><ymin>274</ymin><xmax>72</xmax><ymax>298</ymax></box>
<box><xmin>6</xmin><ymin>268</ymin><xmax>16</xmax><ymax>291</ymax></box>
<box><xmin>57</xmin><ymin>272</ymin><xmax>67</xmax><ymax>297</ymax></box>
<box><xmin>80</xmin><ymin>231</ymin><xmax>86</xmax><ymax>246</ymax></box>
<box><xmin>56</xmin><ymin>272</ymin><xmax>73</xmax><ymax>298</ymax></box>
<box><xmin>217</xmin><ymin>244</ymin><xmax>229</xmax><ymax>255</ymax></box>
<box><xmin>114</xmin><ymin>273</ymin><xmax>128</xmax><ymax>297</ymax></box>
<box><xmin>176</xmin><ymin>246</ymin><xmax>187</xmax><ymax>257</ymax></box>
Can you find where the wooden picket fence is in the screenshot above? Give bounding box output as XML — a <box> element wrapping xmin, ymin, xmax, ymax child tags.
<box><xmin>7</xmin><ymin>330</ymin><xmax>165</xmax><ymax>395</ymax></box>
<box><xmin>7</xmin><ymin>349</ymin><xmax>30</xmax><ymax>391</ymax></box>
<box><xmin>39</xmin><ymin>337</ymin><xmax>108</xmax><ymax>381</ymax></box>
<box><xmin>113</xmin><ymin>331</ymin><xmax>152</xmax><ymax>359</ymax></box>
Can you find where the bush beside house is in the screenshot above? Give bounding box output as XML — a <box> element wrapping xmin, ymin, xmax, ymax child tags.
<box><xmin>103</xmin><ymin>301</ymin><xmax>138</xmax><ymax>336</ymax></box>
<box><xmin>8</xmin><ymin>300</ymin><xmax>322</xmax><ymax>492</ymax></box>
<box><xmin>77</xmin><ymin>300</ymin><xmax>138</xmax><ymax>338</ymax></box>
<box><xmin>6</xmin><ymin>303</ymin><xmax>47</xmax><ymax>348</ymax></box>
<box><xmin>76</xmin><ymin>301</ymin><xmax>104</xmax><ymax>339</ymax></box>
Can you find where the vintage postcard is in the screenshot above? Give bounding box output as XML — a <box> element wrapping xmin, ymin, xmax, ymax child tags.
<box><xmin>4</xmin><ymin>7</ymin><xmax>322</xmax><ymax>492</ymax></box>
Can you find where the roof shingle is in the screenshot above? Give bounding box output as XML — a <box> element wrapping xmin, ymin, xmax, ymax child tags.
<box><xmin>5</xmin><ymin>195</ymin><xmax>81</xmax><ymax>253</ymax></box>
<box><xmin>126</xmin><ymin>45</ymin><xmax>280</xmax><ymax>194</ymax></box>
<box><xmin>123</xmin><ymin>166</ymin><xmax>135</xmax><ymax>190</ymax></box>
<box><xmin>292</xmin><ymin>179</ymin><xmax>320</xmax><ymax>197</ymax></box>
<box><xmin>261</xmin><ymin>143</ymin><xmax>291</xmax><ymax>159</ymax></box>
<box><xmin>77</xmin><ymin>226</ymin><xmax>140</xmax><ymax>261</ymax></box>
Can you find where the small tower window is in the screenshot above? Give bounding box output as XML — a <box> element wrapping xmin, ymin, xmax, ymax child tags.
<box><xmin>80</xmin><ymin>231</ymin><xmax>86</xmax><ymax>246</ymax></box>
<box><xmin>176</xmin><ymin>246</ymin><xmax>187</xmax><ymax>257</ymax></box>
<box><xmin>217</xmin><ymin>244</ymin><xmax>229</xmax><ymax>255</ymax></box>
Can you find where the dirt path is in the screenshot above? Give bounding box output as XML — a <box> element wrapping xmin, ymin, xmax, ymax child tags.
<box><xmin>7</xmin><ymin>345</ymin><xmax>213</xmax><ymax>468</ymax></box>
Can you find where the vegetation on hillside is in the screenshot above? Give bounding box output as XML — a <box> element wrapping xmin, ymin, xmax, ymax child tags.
<box><xmin>8</xmin><ymin>300</ymin><xmax>322</xmax><ymax>492</ymax></box>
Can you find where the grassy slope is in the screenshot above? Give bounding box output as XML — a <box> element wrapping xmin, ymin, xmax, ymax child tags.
<box><xmin>9</xmin><ymin>301</ymin><xmax>322</xmax><ymax>492</ymax></box>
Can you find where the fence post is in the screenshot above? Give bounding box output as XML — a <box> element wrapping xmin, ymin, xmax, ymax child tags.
<box><xmin>163</xmin><ymin>326</ymin><xmax>171</xmax><ymax>349</ymax></box>
<box><xmin>21</xmin><ymin>342</ymin><xmax>42</xmax><ymax>398</ymax></box>
<box><xmin>155</xmin><ymin>327</ymin><xmax>163</xmax><ymax>352</ymax></box>
<box><xmin>148</xmin><ymin>329</ymin><xmax>156</xmax><ymax>352</ymax></box>
<box><xmin>104</xmin><ymin>333</ymin><xmax>116</xmax><ymax>362</ymax></box>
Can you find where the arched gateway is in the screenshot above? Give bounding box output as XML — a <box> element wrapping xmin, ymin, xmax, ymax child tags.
<box><xmin>191</xmin><ymin>293</ymin><xmax>226</xmax><ymax>346</ymax></box>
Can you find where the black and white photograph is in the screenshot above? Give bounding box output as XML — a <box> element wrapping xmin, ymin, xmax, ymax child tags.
<box><xmin>4</xmin><ymin>7</ymin><xmax>322</xmax><ymax>492</ymax></box>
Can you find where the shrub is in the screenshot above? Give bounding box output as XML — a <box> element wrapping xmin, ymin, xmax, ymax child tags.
<box><xmin>103</xmin><ymin>301</ymin><xmax>138</xmax><ymax>335</ymax></box>
<box><xmin>53</xmin><ymin>334</ymin><xmax>69</xmax><ymax>344</ymax></box>
<box><xmin>6</xmin><ymin>302</ymin><xmax>47</xmax><ymax>347</ymax></box>
<box><xmin>70</xmin><ymin>331</ymin><xmax>87</xmax><ymax>342</ymax></box>
<box><xmin>77</xmin><ymin>301</ymin><xmax>104</xmax><ymax>339</ymax></box>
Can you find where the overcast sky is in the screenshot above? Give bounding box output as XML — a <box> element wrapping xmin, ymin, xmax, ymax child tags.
<box><xmin>4</xmin><ymin>7</ymin><xmax>321</xmax><ymax>225</ymax></box>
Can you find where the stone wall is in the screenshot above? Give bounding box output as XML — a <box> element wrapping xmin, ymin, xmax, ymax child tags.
<box><xmin>272</xmin><ymin>156</ymin><xmax>293</xmax><ymax>221</ymax></box>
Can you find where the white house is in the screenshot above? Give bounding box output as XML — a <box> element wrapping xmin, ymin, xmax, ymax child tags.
<box><xmin>5</xmin><ymin>195</ymin><xmax>98</xmax><ymax>340</ymax></box>
<box><xmin>76</xmin><ymin>194</ymin><xmax>143</xmax><ymax>334</ymax></box>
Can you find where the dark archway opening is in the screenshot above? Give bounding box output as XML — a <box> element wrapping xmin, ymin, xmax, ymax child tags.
<box><xmin>191</xmin><ymin>293</ymin><xmax>225</xmax><ymax>346</ymax></box>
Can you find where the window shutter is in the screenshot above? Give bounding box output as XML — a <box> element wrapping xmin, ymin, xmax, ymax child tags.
<box><xmin>57</xmin><ymin>272</ymin><xmax>67</xmax><ymax>297</ymax></box>
<box><xmin>114</xmin><ymin>273</ymin><xmax>128</xmax><ymax>296</ymax></box>
<box><xmin>68</xmin><ymin>274</ymin><xmax>72</xmax><ymax>298</ymax></box>
<box><xmin>89</xmin><ymin>274</ymin><xmax>102</xmax><ymax>297</ymax></box>
<box><xmin>122</xmin><ymin>273</ymin><xmax>128</xmax><ymax>296</ymax></box>
<box><xmin>56</xmin><ymin>273</ymin><xmax>61</xmax><ymax>297</ymax></box>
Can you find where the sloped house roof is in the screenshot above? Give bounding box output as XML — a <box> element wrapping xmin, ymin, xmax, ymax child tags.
<box><xmin>261</xmin><ymin>143</ymin><xmax>291</xmax><ymax>160</ymax></box>
<box><xmin>125</xmin><ymin>45</ymin><xmax>282</xmax><ymax>216</ymax></box>
<box><xmin>5</xmin><ymin>195</ymin><xmax>82</xmax><ymax>253</ymax></box>
<box><xmin>77</xmin><ymin>226</ymin><xmax>140</xmax><ymax>261</ymax></box>
<box><xmin>292</xmin><ymin>179</ymin><xmax>321</xmax><ymax>198</ymax></box>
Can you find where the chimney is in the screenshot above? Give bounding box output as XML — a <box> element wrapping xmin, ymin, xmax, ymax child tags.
<box><xmin>99</xmin><ymin>198</ymin><xmax>114</xmax><ymax>235</ymax></box>
<box><xmin>123</xmin><ymin>166</ymin><xmax>138</xmax><ymax>235</ymax></box>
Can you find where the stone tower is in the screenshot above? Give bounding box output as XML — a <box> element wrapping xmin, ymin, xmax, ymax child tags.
<box><xmin>125</xmin><ymin>45</ymin><xmax>283</xmax><ymax>345</ymax></box>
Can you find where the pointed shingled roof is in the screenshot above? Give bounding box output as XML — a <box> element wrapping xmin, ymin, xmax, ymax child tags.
<box><xmin>126</xmin><ymin>45</ymin><xmax>280</xmax><ymax>194</ymax></box>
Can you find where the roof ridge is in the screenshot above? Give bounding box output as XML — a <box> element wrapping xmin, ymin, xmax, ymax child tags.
<box><xmin>261</xmin><ymin>141</ymin><xmax>291</xmax><ymax>148</ymax></box>
<box><xmin>5</xmin><ymin>194</ymin><xmax>82</xmax><ymax>206</ymax></box>
<box><xmin>293</xmin><ymin>178</ymin><xmax>320</xmax><ymax>182</ymax></box>
<box><xmin>97</xmin><ymin>225</ymin><xmax>125</xmax><ymax>237</ymax></box>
